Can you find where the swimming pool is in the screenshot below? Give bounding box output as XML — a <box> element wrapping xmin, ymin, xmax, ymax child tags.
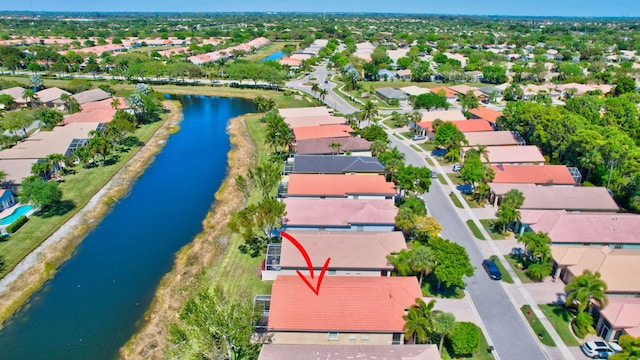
<box><xmin>0</xmin><ymin>205</ymin><xmax>33</xmax><ymax>226</ymax></box>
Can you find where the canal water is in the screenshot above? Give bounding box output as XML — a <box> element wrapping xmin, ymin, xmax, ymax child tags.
<box><xmin>262</xmin><ymin>50</ymin><xmax>285</xmax><ymax>62</ymax></box>
<box><xmin>0</xmin><ymin>95</ymin><xmax>255</xmax><ymax>359</ymax></box>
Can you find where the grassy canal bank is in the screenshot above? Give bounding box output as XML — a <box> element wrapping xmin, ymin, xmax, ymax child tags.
<box><xmin>121</xmin><ymin>101</ymin><xmax>309</xmax><ymax>357</ymax></box>
<box><xmin>0</xmin><ymin>75</ymin><xmax>316</xmax><ymax>335</ymax></box>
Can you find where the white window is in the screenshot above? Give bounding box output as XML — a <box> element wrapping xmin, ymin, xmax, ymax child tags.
<box><xmin>328</xmin><ymin>332</ymin><xmax>339</xmax><ymax>341</ymax></box>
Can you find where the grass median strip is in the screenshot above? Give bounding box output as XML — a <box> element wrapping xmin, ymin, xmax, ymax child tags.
<box><xmin>466</xmin><ymin>220</ymin><xmax>484</xmax><ymax>240</ymax></box>
<box><xmin>449</xmin><ymin>192</ymin><xmax>463</xmax><ymax>208</ymax></box>
<box><xmin>489</xmin><ymin>255</ymin><xmax>514</xmax><ymax>284</ymax></box>
<box><xmin>521</xmin><ymin>305</ymin><xmax>556</xmax><ymax>347</ymax></box>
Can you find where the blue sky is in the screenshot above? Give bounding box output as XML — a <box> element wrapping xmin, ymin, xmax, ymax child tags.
<box><xmin>2</xmin><ymin>0</ymin><xmax>639</xmax><ymax>17</ymax></box>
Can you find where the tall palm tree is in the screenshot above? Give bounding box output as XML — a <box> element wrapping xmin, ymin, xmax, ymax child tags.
<box><xmin>565</xmin><ymin>270</ymin><xmax>608</xmax><ymax>313</ymax></box>
<box><xmin>409</xmin><ymin>243</ymin><xmax>436</xmax><ymax>287</ymax></box>
<box><xmin>22</xmin><ymin>88</ymin><xmax>37</xmax><ymax>108</ymax></box>
<box><xmin>433</xmin><ymin>311</ymin><xmax>456</xmax><ymax>354</ymax></box>
<box><xmin>360</xmin><ymin>100</ymin><xmax>379</xmax><ymax>126</ymax></box>
<box><xmin>60</xmin><ymin>93</ymin><xmax>71</xmax><ymax>110</ymax></box>
<box><xmin>403</xmin><ymin>298</ymin><xmax>438</xmax><ymax>344</ymax></box>
<box><xmin>310</xmin><ymin>83</ymin><xmax>320</xmax><ymax>95</ymax></box>
<box><xmin>46</xmin><ymin>153</ymin><xmax>68</xmax><ymax>176</ymax></box>
<box><xmin>318</xmin><ymin>88</ymin><xmax>328</xmax><ymax>102</ymax></box>
<box><xmin>370</xmin><ymin>139</ymin><xmax>389</xmax><ymax>157</ymax></box>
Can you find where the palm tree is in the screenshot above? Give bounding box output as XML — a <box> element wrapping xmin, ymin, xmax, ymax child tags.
<box><xmin>370</xmin><ymin>139</ymin><xmax>389</xmax><ymax>157</ymax></box>
<box><xmin>46</xmin><ymin>153</ymin><xmax>68</xmax><ymax>177</ymax></box>
<box><xmin>310</xmin><ymin>83</ymin><xmax>320</xmax><ymax>95</ymax></box>
<box><xmin>60</xmin><ymin>93</ymin><xmax>71</xmax><ymax>109</ymax></box>
<box><xmin>110</xmin><ymin>97</ymin><xmax>121</xmax><ymax>110</ymax></box>
<box><xmin>403</xmin><ymin>298</ymin><xmax>438</xmax><ymax>344</ymax></box>
<box><xmin>387</xmin><ymin>248</ymin><xmax>413</xmax><ymax>276</ymax></box>
<box><xmin>31</xmin><ymin>161</ymin><xmax>53</xmax><ymax>180</ymax></box>
<box><xmin>360</xmin><ymin>100</ymin><xmax>379</xmax><ymax>126</ymax></box>
<box><xmin>409</xmin><ymin>243</ymin><xmax>436</xmax><ymax>287</ymax></box>
<box><xmin>458</xmin><ymin>90</ymin><xmax>479</xmax><ymax>111</ymax></box>
<box><xmin>433</xmin><ymin>311</ymin><xmax>456</xmax><ymax>354</ymax></box>
<box><xmin>403</xmin><ymin>303</ymin><xmax>431</xmax><ymax>344</ymax></box>
<box><xmin>381</xmin><ymin>147</ymin><xmax>405</xmax><ymax>182</ymax></box>
<box><xmin>395</xmin><ymin>207</ymin><xmax>418</xmax><ymax>237</ymax></box>
<box><xmin>497</xmin><ymin>203</ymin><xmax>520</xmax><ymax>233</ymax></box>
<box><xmin>328</xmin><ymin>141</ymin><xmax>342</xmax><ymax>154</ymax></box>
<box><xmin>22</xmin><ymin>88</ymin><xmax>37</xmax><ymax>108</ymax></box>
<box><xmin>502</xmin><ymin>188</ymin><xmax>525</xmax><ymax>209</ymax></box>
<box><xmin>565</xmin><ymin>270</ymin><xmax>608</xmax><ymax>313</ymax></box>
<box><xmin>318</xmin><ymin>88</ymin><xmax>328</xmax><ymax>103</ymax></box>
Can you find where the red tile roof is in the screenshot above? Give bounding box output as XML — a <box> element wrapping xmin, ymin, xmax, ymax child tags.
<box><xmin>469</xmin><ymin>107</ymin><xmax>503</xmax><ymax>123</ymax></box>
<box><xmin>287</xmin><ymin>174</ymin><xmax>395</xmax><ymax>197</ymax></box>
<box><xmin>416</xmin><ymin>119</ymin><xmax>492</xmax><ymax>132</ymax></box>
<box><xmin>491</xmin><ymin>165</ymin><xmax>576</xmax><ymax>185</ymax></box>
<box><xmin>430</xmin><ymin>86</ymin><xmax>457</xmax><ymax>98</ymax></box>
<box><xmin>455</xmin><ymin>119</ymin><xmax>494</xmax><ymax>132</ymax></box>
<box><xmin>268</xmin><ymin>276</ymin><xmax>422</xmax><ymax>332</ymax></box>
<box><xmin>292</xmin><ymin>124</ymin><xmax>353</xmax><ymax>141</ymax></box>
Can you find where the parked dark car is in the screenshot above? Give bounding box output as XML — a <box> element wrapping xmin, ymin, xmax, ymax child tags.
<box><xmin>482</xmin><ymin>259</ymin><xmax>502</xmax><ymax>280</ymax></box>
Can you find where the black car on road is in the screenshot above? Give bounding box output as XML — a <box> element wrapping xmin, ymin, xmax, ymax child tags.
<box><xmin>482</xmin><ymin>259</ymin><xmax>502</xmax><ymax>280</ymax></box>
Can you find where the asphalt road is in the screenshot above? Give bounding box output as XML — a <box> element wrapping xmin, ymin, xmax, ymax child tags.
<box><xmin>285</xmin><ymin>63</ymin><xmax>357</xmax><ymax>115</ymax></box>
<box><xmin>388</xmin><ymin>135</ymin><xmax>548</xmax><ymax>360</ymax></box>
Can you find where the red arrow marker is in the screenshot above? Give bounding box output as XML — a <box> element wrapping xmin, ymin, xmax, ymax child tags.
<box><xmin>281</xmin><ymin>231</ymin><xmax>331</xmax><ymax>295</ymax></box>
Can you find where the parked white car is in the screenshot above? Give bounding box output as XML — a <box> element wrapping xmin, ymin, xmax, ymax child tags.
<box><xmin>580</xmin><ymin>340</ymin><xmax>622</xmax><ymax>359</ymax></box>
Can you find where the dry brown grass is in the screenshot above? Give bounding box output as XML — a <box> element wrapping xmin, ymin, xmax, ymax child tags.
<box><xmin>0</xmin><ymin>101</ymin><xmax>183</xmax><ymax>328</ymax></box>
<box><xmin>120</xmin><ymin>113</ymin><xmax>256</xmax><ymax>359</ymax></box>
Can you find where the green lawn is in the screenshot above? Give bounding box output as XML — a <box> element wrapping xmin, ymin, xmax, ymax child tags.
<box><xmin>505</xmin><ymin>256</ymin><xmax>533</xmax><ymax>284</ymax></box>
<box><xmin>419</xmin><ymin>141</ymin><xmax>437</xmax><ymax>152</ymax></box>
<box><xmin>521</xmin><ymin>305</ymin><xmax>556</xmax><ymax>346</ymax></box>
<box><xmin>441</xmin><ymin>324</ymin><xmax>495</xmax><ymax>360</ymax></box>
<box><xmin>462</xmin><ymin>196</ymin><xmax>481</xmax><ymax>208</ymax></box>
<box><xmin>489</xmin><ymin>255</ymin><xmax>514</xmax><ymax>284</ymax></box>
<box><xmin>447</xmin><ymin>173</ymin><xmax>465</xmax><ymax>186</ymax></box>
<box><xmin>479</xmin><ymin>219</ymin><xmax>505</xmax><ymax>240</ymax></box>
<box><xmin>466</xmin><ymin>220</ymin><xmax>485</xmax><ymax>240</ymax></box>
<box><xmin>539</xmin><ymin>304</ymin><xmax>580</xmax><ymax>346</ymax></box>
<box><xmin>437</xmin><ymin>174</ymin><xmax>447</xmax><ymax>185</ymax></box>
<box><xmin>422</xmin><ymin>274</ymin><xmax>465</xmax><ymax>299</ymax></box>
<box><xmin>0</xmin><ymin>114</ymin><xmax>165</xmax><ymax>278</ymax></box>
<box><xmin>410</xmin><ymin>144</ymin><xmax>422</xmax><ymax>152</ymax></box>
<box><xmin>424</xmin><ymin>157</ymin><xmax>435</xmax><ymax>167</ymax></box>
<box><xmin>206</xmin><ymin>114</ymin><xmax>276</xmax><ymax>298</ymax></box>
<box><xmin>449</xmin><ymin>192</ymin><xmax>463</xmax><ymax>208</ymax></box>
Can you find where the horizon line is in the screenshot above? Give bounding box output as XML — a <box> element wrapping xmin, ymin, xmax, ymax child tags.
<box><xmin>0</xmin><ymin>10</ymin><xmax>639</xmax><ymax>19</ymax></box>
